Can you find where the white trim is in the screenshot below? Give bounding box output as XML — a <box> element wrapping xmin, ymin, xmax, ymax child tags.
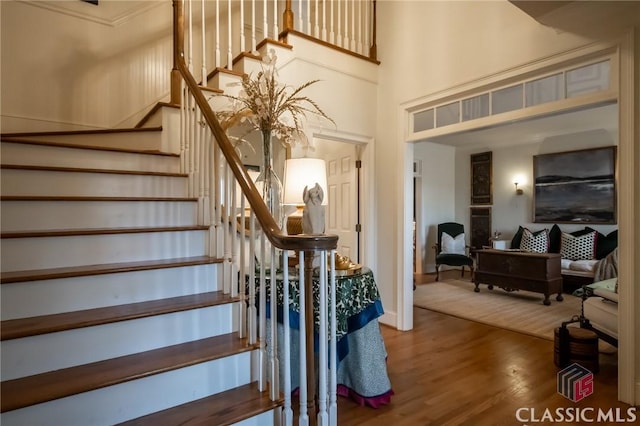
<box><xmin>20</xmin><ymin>0</ymin><xmax>163</xmax><ymax>27</ymax></box>
<box><xmin>401</xmin><ymin>41</ymin><xmax>617</xmax><ymax>110</ymax></box>
<box><xmin>396</xmin><ymin>106</ymin><xmax>414</xmax><ymax>331</ymax></box>
<box><xmin>616</xmin><ymin>28</ymin><xmax>637</xmax><ymax>406</ymax></box>
<box><xmin>399</xmin><ymin>35</ymin><xmax>637</xmax><ymax>403</ymax></box>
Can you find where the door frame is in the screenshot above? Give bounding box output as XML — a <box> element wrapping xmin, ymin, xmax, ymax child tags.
<box><xmin>399</xmin><ymin>33</ymin><xmax>637</xmax><ymax>404</ymax></box>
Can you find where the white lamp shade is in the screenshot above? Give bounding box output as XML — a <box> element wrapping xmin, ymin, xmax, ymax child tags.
<box><xmin>283</xmin><ymin>158</ymin><xmax>328</xmax><ymax>206</ymax></box>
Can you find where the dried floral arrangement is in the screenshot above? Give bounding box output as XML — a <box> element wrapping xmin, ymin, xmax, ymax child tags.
<box><xmin>215</xmin><ymin>49</ymin><xmax>335</xmax><ymax>151</ymax></box>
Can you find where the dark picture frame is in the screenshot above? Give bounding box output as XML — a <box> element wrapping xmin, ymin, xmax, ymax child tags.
<box><xmin>470</xmin><ymin>151</ymin><xmax>492</xmax><ymax>205</ymax></box>
<box><xmin>533</xmin><ymin>146</ymin><xmax>616</xmax><ymax>224</ymax></box>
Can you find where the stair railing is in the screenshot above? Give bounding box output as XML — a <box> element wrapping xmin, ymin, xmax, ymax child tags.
<box><xmin>172</xmin><ymin>1</ymin><xmax>340</xmax><ymax>424</ymax></box>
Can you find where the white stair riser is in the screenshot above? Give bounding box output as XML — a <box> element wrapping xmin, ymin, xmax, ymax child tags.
<box><xmin>1</xmin><ymin>230</ymin><xmax>207</xmax><ymax>271</ymax></box>
<box><xmin>234</xmin><ymin>410</ymin><xmax>276</xmax><ymax>426</ymax></box>
<box><xmin>2</xmin><ymin>304</ymin><xmax>239</xmax><ymax>380</ymax></box>
<box><xmin>1</xmin><ymin>200</ymin><xmax>197</xmax><ymax>232</ymax></box>
<box><xmin>0</xmin><ymin>352</ymin><xmax>253</xmax><ymax>426</ymax></box>
<box><xmin>1</xmin><ymin>142</ymin><xmax>180</xmax><ymax>174</ymax></box>
<box><xmin>0</xmin><ymin>169</ymin><xmax>187</xmax><ymax>198</ymax></box>
<box><xmin>1</xmin><ymin>264</ymin><xmax>221</xmax><ymax>320</ymax></box>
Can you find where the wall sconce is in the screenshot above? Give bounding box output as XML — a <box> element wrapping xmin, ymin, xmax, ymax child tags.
<box><xmin>514</xmin><ymin>182</ymin><xmax>524</xmax><ymax>195</ymax></box>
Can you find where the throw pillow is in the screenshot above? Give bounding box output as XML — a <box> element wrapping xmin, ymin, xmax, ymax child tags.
<box><xmin>560</xmin><ymin>231</ymin><xmax>597</xmax><ymax>261</ymax></box>
<box><xmin>441</xmin><ymin>232</ymin><xmax>465</xmax><ymax>255</ymax></box>
<box><xmin>585</xmin><ymin>227</ymin><xmax>618</xmax><ymax>260</ymax></box>
<box><xmin>548</xmin><ymin>224</ymin><xmax>562</xmax><ymax>253</ymax></box>
<box><xmin>519</xmin><ymin>228</ymin><xmax>549</xmax><ymax>253</ymax></box>
<box><xmin>510</xmin><ymin>226</ymin><xmax>524</xmax><ymax>249</ymax></box>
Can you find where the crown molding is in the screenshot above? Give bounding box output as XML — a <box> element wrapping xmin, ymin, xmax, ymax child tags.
<box><xmin>19</xmin><ymin>0</ymin><xmax>163</xmax><ymax>27</ymax></box>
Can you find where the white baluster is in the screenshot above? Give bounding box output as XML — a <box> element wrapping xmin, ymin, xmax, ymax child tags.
<box><xmin>223</xmin><ymin>164</ymin><xmax>231</xmax><ymax>295</ymax></box>
<box><xmin>282</xmin><ymin>251</ymin><xmax>293</xmax><ymax>426</ymax></box>
<box><xmin>230</xmin><ymin>170</ymin><xmax>239</xmax><ymax>298</ymax></box>
<box><xmin>321</xmin><ymin>0</ymin><xmax>327</xmax><ymax>41</ymax></box>
<box><xmin>343</xmin><ymin>0</ymin><xmax>348</xmax><ymax>48</ymax></box>
<box><xmin>201</xmin><ymin>0</ymin><xmax>207</xmax><ymax>86</ymax></box>
<box><xmin>215</xmin><ymin>0</ymin><xmax>221</xmax><ymax>67</ymax></box>
<box><xmin>238</xmin><ymin>193</ymin><xmax>247</xmax><ymax>338</ymax></box>
<box><xmin>273</xmin><ymin>0</ymin><xmax>278</xmax><ymax>41</ymax></box>
<box><xmin>329</xmin><ymin>0</ymin><xmax>334</xmax><ymax>44</ymax></box>
<box><xmin>248</xmin><ymin>212</ymin><xmax>257</xmax><ymax>345</ymax></box>
<box><xmin>263</xmin><ymin>0</ymin><xmax>268</xmax><ymax>40</ymax></box>
<box><xmin>240</xmin><ymin>0</ymin><xmax>246</xmax><ymax>52</ymax></box>
<box><xmin>314</xmin><ymin>0</ymin><xmax>319</xmax><ymax>38</ymax></box>
<box><xmin>298</xmin><ymin>251</ymin><xmax>309</xmax><ymax>426</ymax></box>
<box><xmin>251</xmin><ymin>0</ymin><xmax>258</xmax><ymax>54</ymax></box>
<box><xmin>317</xmin><ymin>251</ymin><xmax>328</xmax><ymax>426</ymax></box>
<box><xmin>329</xmin><ymin>250</ymin><xmax>337</xmax><ymax>426</ymax></box>
<box><xmin>269</xmin><ymin>245</ymin><xmax>279</xmax><ymax>400</ymax></box>
<box><xmin>357</xmin><ymin>0</ymin><xmax>363</xmax><ymax>55</ymax></box>
<box><xmin>297</xmin><ymin>0</ymin><xmax>303</xmax><ymax>33</ymax></box>
<box><xmin>306</xmin><ymin>0</ymin><xmax>311</xmax><ymax>36</ymax></box>
<box><xmin>350</xmin><ymin>0</ymin><xmax>356</xmax><ymax>51</ymax></box>
<box><xmin>258</xmin><ymin>233</ymin><xmax>267</xmax><ymax>391</ymax></box>
<box><xmin>227</xmin><ymin>0</ymin><xmax>232</xmax><ymax>69</ymax></box>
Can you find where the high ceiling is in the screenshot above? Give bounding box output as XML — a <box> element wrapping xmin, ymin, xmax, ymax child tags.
<box><xmin>424</xmin><ymin>103</ymin><xmax>618</xmax><ymax>148</ymax></box>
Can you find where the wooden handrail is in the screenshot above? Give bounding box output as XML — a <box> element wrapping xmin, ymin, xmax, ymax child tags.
<box><xmin>171</xmin><ymin>0</ymin><xmax>337</xmax><ymax>252</ymax></box>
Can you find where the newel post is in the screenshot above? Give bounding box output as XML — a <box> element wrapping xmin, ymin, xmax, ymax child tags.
<box><xmin>171</xmin><ymin>0</ymin><xmax>184</xmax><ymax>105</ymax></box>
<box><xmin>283</xmin><ymin>0</ymin><xmax>294</xmax><ymax>32</ymax></box>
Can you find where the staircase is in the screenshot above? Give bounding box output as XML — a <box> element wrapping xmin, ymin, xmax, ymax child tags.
<box><xmin>0</xmin><ymin>132</ymin><xmax>282</xmax><ymax>425</ymax></box>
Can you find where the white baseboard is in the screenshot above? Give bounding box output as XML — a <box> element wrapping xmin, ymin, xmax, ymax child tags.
<box><xmin>379</xmin><ymin>311</ymin><xmax>397</xmax><ymax>328</ymax></box>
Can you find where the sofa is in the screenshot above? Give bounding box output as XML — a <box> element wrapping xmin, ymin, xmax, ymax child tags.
<box><xmin>580</xmin><ymin>277</ymin><xmax>618</xmax><ymax>347</ymax></box>
<box><xmin>510</xmin><ymin>225</ymin><xmax>618</xmax><ymax>290</ymax></box>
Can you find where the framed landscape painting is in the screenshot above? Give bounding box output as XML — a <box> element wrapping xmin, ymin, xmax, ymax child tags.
<box><xmin>533</xmin><ymin>146</ymin><xmax>616</xmax><ymax>224</ymax></box>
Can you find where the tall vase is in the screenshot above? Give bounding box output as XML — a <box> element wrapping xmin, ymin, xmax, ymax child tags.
<box><xmin>255</xmin><ymin>130</ymin><xmax>283</xmax><ymax>271</ymax></box>
<box><xmin>256</xmin><ymin>129</ymin><xmax>283</xmax><ymax>228</ymax></box>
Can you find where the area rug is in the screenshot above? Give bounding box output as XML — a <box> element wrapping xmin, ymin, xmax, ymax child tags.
<box><xmin>413</xmin><ymin>279</ymin><xmax>583</xmax><ymax>341</ymax></box>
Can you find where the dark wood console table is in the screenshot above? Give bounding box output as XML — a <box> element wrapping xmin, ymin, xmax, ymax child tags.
<box><xmin>474</xmin><ymin>249</ymin><xmax>563</xmax><ymax>305</ymax></box>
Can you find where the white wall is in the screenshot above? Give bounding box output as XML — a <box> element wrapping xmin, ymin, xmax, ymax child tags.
<box><xmin>414</xmin><ymin>142</ymin><xmax>455</xmax><ymax>273</ymax></box>
<box><xmin>0</xmin><ymin>1</ymin><xmax>174</xmax><ymax>132</ymax></box>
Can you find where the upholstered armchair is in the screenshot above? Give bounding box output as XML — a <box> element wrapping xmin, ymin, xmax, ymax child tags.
<box><xmin>433</xmin><ymin>222</ymin><xmax>474</xmax><ymax>281</ymax></box>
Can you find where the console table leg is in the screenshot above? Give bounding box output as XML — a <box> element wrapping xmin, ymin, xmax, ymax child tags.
<box><xmin>543</xmin><ymin>294</ymin><xmax>551</xmax><ymax>306</ymax></box>
<box><xmin>474</xmin><ymin>282</ymin><xmax>480</xmax><ymax>292</ymax></box>
<box><xmin>556</xmin><ymin>293</ymin><xmax>564</xmax><ymax>302</ymax></box>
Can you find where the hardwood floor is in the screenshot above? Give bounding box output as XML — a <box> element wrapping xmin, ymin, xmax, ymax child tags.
<box><xmin>337</xmin><ymin>272</ymin><xmax>631</xmax><ymax>425</ymax></box>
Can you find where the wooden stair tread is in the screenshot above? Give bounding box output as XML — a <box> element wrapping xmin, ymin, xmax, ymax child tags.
<box><xmin>0</xmin><ymin>164</ymin><xmax>187</xmax><ymax>177</ymax></box>
<box><xmin>1</xmin><ymin>134</ymin><xmax>178</xmax><ymax>157</ymax></box>
<box><xmin>1</xmin><ymin>225</ymin><xmax>209</xmax><ymax>239</ymax></box>
<box><xmin>0</xmin><ymin>195</ymin><xmax>197</xmax><ymax>202</ymax></box>
<box><xmin>1</xmin><ymin>290</ymin><xmax>238</xmax><ymax>340</ymax></box>
<box><xmin>118</xmin><ymin>382</ymin><xmax>283</xmax><ymax>426</ymax></box>
<box><xmin>1</xmin><ymin>255</ymin><xmax>222</xmax><ymax>284</ymax></box>
<box><xmin>0</xmin><ymin>333</ymin><xmax>256</xmax><ymax>413</ymax></box>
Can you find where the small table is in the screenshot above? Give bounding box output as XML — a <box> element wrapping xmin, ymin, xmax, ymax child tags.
<box><xmin>474</xmin><ymin>249</ymin><xmax>563</xmax><ymax>305</ymax></box>
<box><xmin>247</xmin><ymin>267</ymin><xmax>393</xmax><ymax>407</ymax></box>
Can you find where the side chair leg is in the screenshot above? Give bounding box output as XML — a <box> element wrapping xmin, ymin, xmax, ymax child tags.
<box><xmin>435</xmin><ymin>265</ymin><xmax>440</xmax><ymax>282</ymax></box>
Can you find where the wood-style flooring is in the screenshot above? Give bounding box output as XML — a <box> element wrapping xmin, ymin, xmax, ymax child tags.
<box><xmin>337</xmin><ymin>271</ymin><xmax>632</xmax><ymax>425</ymax></box>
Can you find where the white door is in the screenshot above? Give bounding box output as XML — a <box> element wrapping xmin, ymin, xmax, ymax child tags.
<box><xmin>315</xmin><ymin>139</ymin><xmax>358</xmax><ymax>261</ymax></box>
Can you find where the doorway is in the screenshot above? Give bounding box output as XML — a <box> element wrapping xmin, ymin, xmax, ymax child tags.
<box><xmin>313</xmin><ymin>138</ymin><xmax>361</xmax><ymax>263</ymax></box>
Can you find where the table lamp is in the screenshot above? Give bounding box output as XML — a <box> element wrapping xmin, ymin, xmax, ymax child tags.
<box><xmin>283</xmin><ymin>158</ymin><xmax>328</xmax><ymax>235</ymax></box>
